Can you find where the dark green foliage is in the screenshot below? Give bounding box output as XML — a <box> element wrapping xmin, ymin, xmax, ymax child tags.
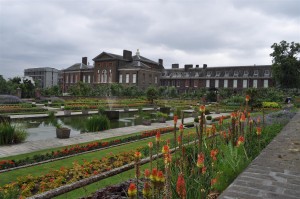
<box><xmin>86</xmin><ymin>115</ymin><xmax>110</xmax><ymax>132</ymax></box>
<box><xmin>270</xmin><ymin>41</ymin><xmax>300</xmax><ymax>88</ymax></box>
<box><xmin>0</xmin><ymin>122</ymin><xmax>28</xmax><ymax>145</ymax></box>
<box><xmin>146</xmin><ymin>86</ymin><xmax>158</xmax><ymax>104</ymax></box>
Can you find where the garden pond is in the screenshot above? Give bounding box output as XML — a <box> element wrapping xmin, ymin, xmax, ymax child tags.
<box><xmin>11</xmin><ymin>111</ymin><xmax>179</xmax><ymax>141</ymax></box>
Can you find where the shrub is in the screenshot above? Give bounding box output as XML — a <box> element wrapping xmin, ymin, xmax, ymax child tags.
<box><xmin>156</xmin><ymin>112</ymin><xmax>168</xmax><ymax>119</ymax></box>
<box><xmin>0</xmin><ymin>122</ymin><xmax>28</xmax><ymax>145</ymax></box>
<box><xmin>206</xmin><ymin>115</ymin><xmax>212</xmax><ymax>120</ymax></box>
<box><xmin>98</xmin><ymin>106</ymin><xmax>106</xmax><ymax>115</ymax></box>
<box><xmin>86</xmin><ymin>115</ymin><xmax>110</xmax><ymax>132</ymax></box>
<box><xmin>262</xmin><ymin>102</ymin><xmax>281</xmax><ymax>108</ymax></box>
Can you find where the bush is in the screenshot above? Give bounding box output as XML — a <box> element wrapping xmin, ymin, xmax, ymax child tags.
<box><xmin>206</xmin><ymin>115</ymin><xmax>212</xmax><ymax>120</ymax></box>
<box><xmin>86</xmin><ymin>115</ymin><xmax>110</xmax><ymax>132</ymax></box>
<box><xmin>156</xmin><ymin>111</ymin><xmax>168</xmax><ymax>119</ymax></box>
<box><xmin>98</xmin><ymin>106</ymin><xmax>106</xmax><ymax>115</ymax></box>
<box><xmin>0</xmin><ymin>122</ymin><xmax>28</xmax><ymax>145</ymax></box>
<box><xmin>262</xmin><ymin>102</ymin><xmax>282</xmax><ymax>108</ymax></box>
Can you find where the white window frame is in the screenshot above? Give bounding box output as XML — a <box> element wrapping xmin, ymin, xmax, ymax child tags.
<box><xmin>264</xmin><ymin>80</ymin><xmax>268</xmax><ymax>88</ymax></box>
<box><xmin>224</xmin><ymin>79</ymin><xmax>228</xmax><ymax>88</ymax></box>
<box><xmin>98</xmin><ymin>74</ymin><xmax>100</xmax><ymax>83</ymax></box>
<box><xmin>233</xmin><ymin>79</ymin><xmax>237</xmax><ymax>88</ymax></box>
<box><xmin>264</xmin><ymin>70</ymin><xmax>270</xmax><ymax>77</ymax></box>
<box><xmin>243</xmin><ymin>80</ymin><xmax>247</xmax><ymax>88</ymax></box>
<box><xmin>154</xmin><ymin>76</ymin><xmax>157</xmax><ymax>84</ymax></box>
<box><xmin>215</xmin><ymin>79</ymin><xmax>219</xmax><ymax>88</ymax></box>
<box><xmin>206</xmin><ymin>79</ymin><xmax>210</xmax><ymax>88</ymax></box>
<box><xmin>126</xmin><ymin>74</ymin><xmax>129</xmax><ymax>83</ymax></box>
<box><xmin>102</xmin><ymin>70</ymin><xmax>107</xmax><ymax>83</ymax></box>
<box><xmin>206</xmin><ymin>71</ymin><xmax>211</xmax><ymax>77</ymax></box>
<box><xmin>66</xmin><ymin>75</ymin><xmax>69</xmax><ymax>83</ymax></box>
<box><xmin>216</xmin><ymin>71</ymin><xmax>221</xmax><ymax>77</ymax></box>
<box><xmin>119</xmin><ymin>74</ymin><xmax>122</xmax><ymax>83</ymax></box>
<box><xmin>253</xmin><ymin>79</ymin><xmax>258</xmax><ymax>88</ymax></box>
<box><xmin>225</xmin><ymin>71</ymin><xmax>229</xmax><ymax>77</ymax></box>
<box><xmin>133</xmin><ymin>74</ymin><xmax>137</xmax><ymax>84</ymax></box>
<box><xmin>253</xmin><ymin>70</ymin><xmax>259</xmax><ymax>76</ymax></box>
<box><xmin>88</xmin><ymin>75</ymin><xmax>91</xmax><ymax>83</ymax></box>
<box><xmin>243</xmin><ymin>71</ymin><xmax>249</xmax><ymax>76</ymax></box>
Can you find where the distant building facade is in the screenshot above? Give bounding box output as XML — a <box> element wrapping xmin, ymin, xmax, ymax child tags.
<box><xmin>160</xmin><ymin>64</ymin><xmax>273</xmax><ymax>93</ymax></box>
<box><xmin>61</xmin><ymin>49</ymin><xmax>164</xmax><ymax>92</ymax></box>
<box><xmin>24</xmin><ymin>67</ymin><xmax>59</xmax><ymax>89</ymax></box>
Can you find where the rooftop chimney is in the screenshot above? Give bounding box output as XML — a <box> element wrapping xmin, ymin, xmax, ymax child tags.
<box><xmin>172</xmin><ymin>64</ymin><xmax>179</xmax><ymax>69</ymax></box>
<box><xmin>123</xmin><ymin>50</ymin><xmax>133</xmax><ymax>61</ymax></box>
<box><xmin>82</xmin><ymin>57</ymin><xmax>87</xmax><ymax>65</ymax></box>
<box><xmin>196</xmin><ymin>65</ymin><xmax>199</xmax><ymax>68</ymax></box>
<box><xmin>203</xmin><ymin>64</ymin><xmax>207</xmax><ymax>69</ymax></box>
<box><xmin>184</xmin><ymin>64</ymin><xmax>193</xmax><ymax>71</ymax></box>
<box><xmin>158</xmin><ymin>59</ymin><xmax>163</xmax><ymax>66</ymax></box>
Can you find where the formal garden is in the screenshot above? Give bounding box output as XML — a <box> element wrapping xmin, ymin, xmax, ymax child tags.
<box><xmin>0</xmin><ymin>85</ymin><xmax>299</xmax><ymax>198</ymax></box>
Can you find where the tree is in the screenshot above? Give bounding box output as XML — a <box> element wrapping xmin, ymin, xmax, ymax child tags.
<box><xmin>270</xmin><ymin>41</ymin><xmax>300</xmax><ymax>88</ymax></box>
<box><xmin>146</xmin><ymin>86</ymin><xmax>158</xmax><ymax>104</ymax></box>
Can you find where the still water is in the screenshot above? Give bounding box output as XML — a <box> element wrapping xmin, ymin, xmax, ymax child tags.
<box><xmin>13</xmin><ymin>112</ymin><xmax>146</xmax><ymax>141</ymax></box>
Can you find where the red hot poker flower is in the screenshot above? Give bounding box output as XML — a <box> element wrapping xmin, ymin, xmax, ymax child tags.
<box><xmin>174</xmin><ymin>115</ymin><xmax>178</xmax><ymax>125</ymax></box>
<box><xmin>128</xmin><ymin>183</ymin><xmax>137</xmax><ymax>197</ymax></box>
<box><xmin>256</xmin><ymin>127</ymin><xmax>262</xmax><ymax>136</ymax></box>
<box><xmin>202</xmin><ymin>166</ymin><xmax>207</xmax><ymax>174</ymax></box>
<box><xmin>211</xmin><ymin>178</ymin><xmax>217</xmax><ymax>187</ymax></box>
<box><xmin>176</xmin><ymin>173</ymin><xmax>187</xmax><ymax>198</ymax></box>
<box><xmin>245</xmin><ymin>95</ymin><xmax>250</xmax><ymax>102</ymax></box>
<box><xmin>240</xmin><ymin>113</ymin><xmax>246</xmax><ymax>122</ymax></box>
<box><xmin>134</xmin><ymin>151</ymin><xmax>141</xmax><ymax>159</ymax></box>
<box><xmin>162</xmin><ymin>145</ymin><xmax>169</xmax><ymax>154</ymax></box>
<box><xmin>157</xmin><ymin>170</ymin><xmax>165</xmax><ymax>182</ymax></box>
<box><xmin>148</xmin><ymin>142</ymin><xmax>153</xmax><ymax>148</ymax></box>
<box><xmin>179</xmin><ymin>124</ymin><xmax>184</xmax><ymax>132</ymax></box>
<box><xmin>236</xmin><ymin>136</ymin><xmax>245</xmax><ymax>147</ymax></box>
<box><xmin>199</xmin><ymin>105</ymin><xmax>205</xmax><ymax>112</ymax></box>
<box><xmin>144</xmin><ymin>169</ymin><xmax>150</xmax><ymax>178</ymax></box>
<box><xmin>210</xmin><ymin>149</ymin><xmax>218</xmax><ymax>161</ymax></box>
<box><xmin>142</xmin><ymin>182</ymin><xmax>151</xmax><ymax>197</ymax></box>
<box><xmin>156</xmin><ymin>131</ymin><xmax>161</xmax><ymax>142</ymax></box>
<box><xmin>197</xmin><ymin>153</ymin><xmax>205</xmax><ymax>168</ymax></box>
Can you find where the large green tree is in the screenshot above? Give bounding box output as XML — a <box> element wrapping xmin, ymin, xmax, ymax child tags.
<box><xmin>270</xmin><ymin>40</ymin><xmax>300</xmax><ymax>88</ymax></box>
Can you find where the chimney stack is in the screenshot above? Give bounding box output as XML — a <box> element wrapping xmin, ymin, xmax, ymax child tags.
<box><xmin>158</xmin><ymin>59</ymin><xmax>163</xmax><ymax>66</ymax></box>
<box><xmin>123</xmin><ymin>50</ymin><xmax>133</xmax><ymax>61</ymax></box>
<box><xmin>196</xmin><ymin>65</ymin><xmax>199</xmax><ymax>68</ymax></box>
<box><xmin>203</xmin><ymin>64</ymin><xmax>207</xmax><ymax>69</ymax></box>
<box><xmin>184</xmin><ymin>64</ymin><xmax>193</xmax><ymax>71</ymax></box>
<box><xmin>82</xmin><ymin>57</ymin><xmax>88</xmax><ymax>65</ymax></box>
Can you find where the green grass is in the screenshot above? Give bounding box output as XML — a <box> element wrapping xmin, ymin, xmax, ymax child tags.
<box><xmin>0</xmin><ymin>129</ymin><xmax>193</xmax><ymax>186</ymax></box>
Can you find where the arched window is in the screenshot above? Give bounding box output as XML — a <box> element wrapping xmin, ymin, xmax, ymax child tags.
<box><xmin>101</xmin><ymin>70</ymin><xmax>107</xmax><ymax>83</ymax></box>
<box><xmin>108</xmin><ymin>69</ymin><xmax>112</xmax><ymax>83</ymax></box>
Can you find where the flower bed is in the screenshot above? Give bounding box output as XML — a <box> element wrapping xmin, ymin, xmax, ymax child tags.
<box><xmin>0</xmin><ymin>127</ymin><xmax>175</xmax><ymax>171</ymax></box>
<box><xmin>0</xmin><ymin>151</ymin><xmax>137</xmax><ymax>198</ymax></box>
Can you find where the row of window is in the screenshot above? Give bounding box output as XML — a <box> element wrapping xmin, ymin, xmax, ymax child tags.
<box><xmin>119</xmin><ymin>74</ymin><xmax>137</xmax><ymax>83</ymax></box>
<box><xmin>207</xmin><ymin>70</ymin><xmax>269</xmax><ymax>77</ymax></box>
<box><xmin>65</xmin><ymin>75</ymin><xmax>91</xmax><ymax>83</ymax></box>
<box><xmin>164</xmin><ymin>79</ymin><xmax>269</xmax><ymax>88</ymax></box>
<box><xmin>205</xmin><ymin>79</ymin><xmax>268</xmax><ymax>88</ymax></box>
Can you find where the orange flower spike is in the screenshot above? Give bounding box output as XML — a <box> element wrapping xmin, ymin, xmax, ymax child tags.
<box><xmin>240</xmin><ymin>113</ymin><xmax>246</xmax><ymax>122</ymax></box>
<box><xmin>179</xmin><ymin>123</ymin><xmax>184</xmax><ymax>133</ymax></box>
<box><xmin>164</xmin><ymin>153</ymin><xmax>172</xmax><ymax>164</ymax></box>
<box><xmin>231</xmin><ymin>112</ymin><xmax>237</xmax><ymax>119</ymax></box>
<box><xmin>148</xmin><ymin>142</ymin><xmax>153</xmax><ymax>148</ymax></box>
<box><xmin>211</xmin><ymin>178</ymin><xmax>217</xmax><ymax>187</ymax></box>
<box><xmin>144</xmin><ymin>169</ymin><xmax>150</xmax><ymax>179</ymax></box>
<box><xmin>197</xmin><ymin>153</ymin><xmax>205</xmax><ymax>168</ymax></box>
<box><xmin>174</xmin><ymin>115</ymin><xmax>178</xmax><ymax>125</ymax></box>
<box><xmin>157</xmin><ymin>170</ymin><xmax>165</xmax><ymax>182</ymax></box>
<box><xmin>210</xmin><ymin>149</ymin><xmax>218</xmax><ymax>161</ymax></box>
<box><xmin>128</xmin><ymin>183</ymin><xmax>137</xmax><ymax>197</ymax></box>
<box><xmin>176</xmin><ymin>173</ymin><xmax>187</xmax><ymax>198</ymax></box>
<box><xmin>150</xmin><ymin>168</ymin><xmax>158</xmax><ymax>182</ymax></box>
<box><xmin>202</xmin><ymin>166</ymin><xmax>207</xmax><ymax>174</ymax></box>
<box><xmin>155</xmin><ymin>131</ymin><xmax>161</xmax><ymax>142</ymax></box>
<box><xmin>142</xmin><ymin>182</ymin><xmax>151</xmax><ymax>197</ymax></box>
<box><xmin>134</xmin><ymin>151</ymin><xmax>142</xmax><ymax>159</ymax></box>
<box><xmin>199</xmin><ymin>105</ymin><xmax>205</xmax><ymax>112</ymax></box>
<box><xmin>211</xmin><ymin>124</ymin><xmax>216</xmax><ymax>134</ymax></box>
<box><xmin>177</xmin><ymin>136</ymin><xmax>182</xmax><ymax>145</ymax></box>
<box><xmin>162</xmin><ymin>145</ymin><xmax>169</xmax><ymax>154</ymax></box>
<box><xmin>236</xmin><ymin>136</ymin><xmax>245</xmax><ymax>147</ymax></box>
<box><xmin>256</xmin><ymin>127</ymin><xmax>262</xmax><ymax>136</ymax></box>
<box><xmin>245</xmin><ymin>95</ymin><xmax>250</xmax><ymax>102</ymax></box>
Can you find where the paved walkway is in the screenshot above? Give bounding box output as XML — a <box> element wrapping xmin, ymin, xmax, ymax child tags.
<box><xmin>219</xmin><ymin>110</ymin><xmax>300</xmax><ymax>199</ymax></box>
<box><xmin>0</xmin><ymin>113</ymin><xmax>228</xmax><ymax>158</ymax></box>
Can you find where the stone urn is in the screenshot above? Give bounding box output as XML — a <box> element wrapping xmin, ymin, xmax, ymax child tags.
<box><xmin>56</xmin><ymin>127</ymin><xmax>71</xmax><ymax>139</ymax></box>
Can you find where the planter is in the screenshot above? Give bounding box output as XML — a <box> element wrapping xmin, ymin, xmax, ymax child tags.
<box><xmin>142</xmin><ymin>119</ymin><xmax>151</xmax><ymax>126</ymax></box>
<box><xmin>82</xmin><ymin>110</ymin><xmax>89</xmax><ymax>115</ymax></box>
<box><xmin>206</xmin><ymin>119</ymin><xmax>212</xmax><ymax>124</ymax></box>
<box><xmin>158</xmin><ymin>117</ymin><xmax>166</xmax><ymax>123</ymax></box>
<box><xmin>56</xmin><ymin>128</ymin><xmax>71</xmax><ymax>139</ymax></box>
<box><xmin>64</xmin><ymin>110</ymin><xmax>71</xmax><ymax>116</ymax></box>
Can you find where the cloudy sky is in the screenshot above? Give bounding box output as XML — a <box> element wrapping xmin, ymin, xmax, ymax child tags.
<box><xmin>0</xmin><ymin>0</ymin><xmax>299</xmax><ymax>78</ymax></box>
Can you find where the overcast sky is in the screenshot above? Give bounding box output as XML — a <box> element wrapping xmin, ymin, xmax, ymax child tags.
<box><xmin>0</xmin><ymin>0</ymin><xmax>299</xmax><ymax>79</ymax></box>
